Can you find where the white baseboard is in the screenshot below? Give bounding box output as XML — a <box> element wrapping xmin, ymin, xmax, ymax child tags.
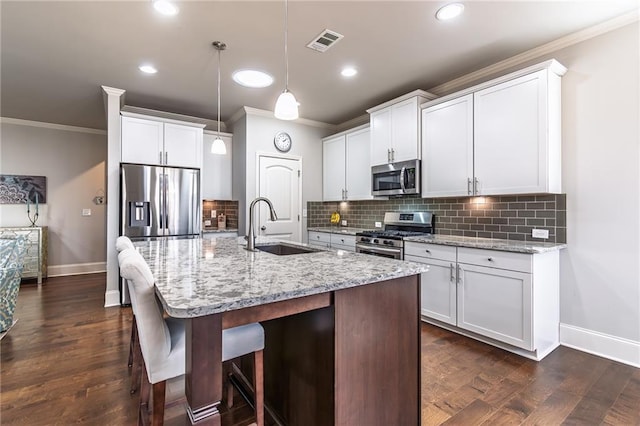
<box><xmin>104</xmin><ymin>290</ymin><xmax>121</xmax><ymax>307</ymax></box>
<box><xmin>560</xmin><ymin>323</ymin><xmax>640</xmax><ymax>368</ymax></box>
<box><xmin>48</xmin><ymin>262</ymin><xmax>106</xmax><ymax>277</ymax></box>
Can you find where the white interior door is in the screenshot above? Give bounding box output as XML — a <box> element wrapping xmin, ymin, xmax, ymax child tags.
<box><xmin>258</xmin><ymin>155</ymin><xmax>301</xmax><ymax>242</ymax></box>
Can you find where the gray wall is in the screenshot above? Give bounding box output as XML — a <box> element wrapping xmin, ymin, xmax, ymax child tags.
<box><xmin>550</xmin><ymin>23</ymin><xmax>639</xmax><ymax>344</ymax></box>
<box><xmin>232</xmin><ymin>109</ymin><xmax>331</xmax><ymax>240</ymax></box>
<box><xmin>0</xmin><ymin>121</ymin><xmax>107</xmax><ymax>273</ymax></box>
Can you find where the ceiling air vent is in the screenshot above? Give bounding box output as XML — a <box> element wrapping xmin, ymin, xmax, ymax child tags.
<box><xmin>306</xmin><ymin>29</ymin><xmax>344</xmax><ymax>53</ymax></box>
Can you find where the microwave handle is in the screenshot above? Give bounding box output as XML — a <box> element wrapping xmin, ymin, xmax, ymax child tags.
<box><xmin>400</xmin><ymin>167</ymin><xmax>406</xmax><ymax>193</ymax></box>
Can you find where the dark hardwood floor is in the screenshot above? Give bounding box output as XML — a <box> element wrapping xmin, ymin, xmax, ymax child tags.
<box><xmin>1</xmin><ymin>274</ymin><xmax>638</xmax><ymax>425</ymax></box>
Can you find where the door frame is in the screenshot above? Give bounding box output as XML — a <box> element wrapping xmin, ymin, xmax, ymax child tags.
<box><xmin>255</xmin><ymin>151</ymin><xmax>303</xmax><ymax>242</ymax></box>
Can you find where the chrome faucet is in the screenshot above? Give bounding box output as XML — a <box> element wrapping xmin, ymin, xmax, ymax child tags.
<box><xmin>246</xmin><ymin>197</ymin><xmax>278</xmax><ymax>251</ymax></box>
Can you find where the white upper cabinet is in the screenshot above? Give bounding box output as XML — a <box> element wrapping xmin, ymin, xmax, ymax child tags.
<box><xmin>202</xmin><ymin>132</ymin><xmax>233</xmax><ymax>200</ymax></box>
<box><xmin>422</xmin><ymin>94</ymin><xmax>474</xmax><ymax>197</ymax></box>
<box><xmin>368</xmin><ymin>90</ymin><xmax>436</xmax><ymax>166</ymax></box>
<box><xmin>322</xmin><ymin>125</ymin><xmax>372</xmax><ymax>201</ymax></box>
<box><xmin>121</xmin><ymin>112</ymin><xmax>204</xmax><ymax>168</ymax></box>
<box><xmin>322</xmin><ymin>134</ymin><xmax>346</xmax><ymax>202</ymax></box>
<box><xmin>345</xmin><ymin>127</ymin><xmax>372</xmax><ymax>200</ymax></box>
<box><xmin>164</xmin><ymin>122</ymin><xmax>203</xmax><ymax>168</ymax></box>
<box><xmin>474</xmin><ymin>70</ymin><xmax>552</xmax><ymax>195</ymax></box>
<box><xmin>121</xmin><ymin>116</ymin><xmax>164</xmax><ymax>165</ymax></box>
<box><xmin>421</xmin><ymin>60</ymin><xmax>566</xmax><ymax>198</ymax></box>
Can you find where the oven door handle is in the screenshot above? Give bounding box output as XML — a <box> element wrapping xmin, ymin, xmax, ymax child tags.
<box><xmin>356</xmin><ymin>244</ymin><xmax>402</xmax><ymax>256</ymax></box>
<box><xmin>400</xmin><ymin>167</ymin><xmax>406</xmax><ymax>193</ymax></box>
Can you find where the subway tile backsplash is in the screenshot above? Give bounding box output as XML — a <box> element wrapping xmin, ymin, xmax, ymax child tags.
<box><xmin>307</xmin><ymin>194</ymin><xmax>566</xmax><ymax>243</ymax></box>
<box><xmin>202</xmin><ymin>200</ymin><xmax>239</xmax><ymax>231</ymax></box>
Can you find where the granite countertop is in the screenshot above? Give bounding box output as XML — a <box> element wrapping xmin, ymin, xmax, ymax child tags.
<box><xmin>404</xmin><ymin>234</ymin><xmax>567</xmax><ymax>254</ymax></box>
<box><xmin>307</xmin><ymin>226</ymin><xmax>372</xmax><ymax>236</ymax></box>
<box><xmin>202</xmin><ymin>228</ymin><xmax>238</xmax><ymax>234</ymax></box>
<box><xmin>134</xmin><ymin>237</ymin><xmax>428</xmax><ymax>318</ymax></box>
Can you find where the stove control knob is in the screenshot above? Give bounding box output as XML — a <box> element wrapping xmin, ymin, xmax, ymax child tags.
<box><xmin>361</xmin><ymin>237</ymin><xmax>370</xmax><ymax>243</ymax></box>
<box><xmin>373</xmin><ymin>239</ymin><xmax>379</xmax><ymax>244</ymax></box>
<box><xmin>383</xmin><ymin>240</ymin><xmax>393</xmax><ymax>246</ymax></box>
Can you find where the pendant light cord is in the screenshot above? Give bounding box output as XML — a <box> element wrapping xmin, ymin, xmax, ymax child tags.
<box><xmin>284</xmin><ymin>0</ymin><xmax>289</xmax><ymax>91</ymax></box>
<box><xmin>217</xmin><ymin>46</ymin><xmax>221</xmax><ymax>137</ymax></box>
<box><xmin>212</xmin><ymin>41</ymin><xmax>226</xmax><ymax>138</ymax></box>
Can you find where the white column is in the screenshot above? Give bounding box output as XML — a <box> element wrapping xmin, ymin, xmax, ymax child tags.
<box><xmin>101</xmin><ymin>86</ymin><xmax>125</xmax><ymax>307</ymax></box>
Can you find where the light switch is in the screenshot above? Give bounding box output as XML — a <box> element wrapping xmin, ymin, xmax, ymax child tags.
<box><xmin>82</xmin><ymin>208</ymin><xmax>92</xmax><ymax>216</ymax></box>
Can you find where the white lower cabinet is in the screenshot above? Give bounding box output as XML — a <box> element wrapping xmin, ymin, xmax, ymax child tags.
<box><xmin>405</xmin><ymin>241</ymin><xmax>559</xmax><ymax>360</ymax></box>
<box><xmin>330</xmin><ymin>233</ymin><xmax>356</xmax><ymax>252</ymax></box>
<box><xmin>308</xmin><ymin>231</ymin><xmax>331</xmax><ymax>249</ymax></box>
<box><xmin>307</xmin><ymin>231</ymin><xmax>355</xmax><ymax>252</ymax></box>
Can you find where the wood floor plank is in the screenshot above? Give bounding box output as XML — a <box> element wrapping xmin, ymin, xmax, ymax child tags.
<box><xmin>563</xmin><ymin>362</ymin><xmax>634</xmax><ymax>425</ymax></box>
<box><xmin>602</xmin><ymin>371</ymin><xmax>640</xmax><ymax>425</ymax></box>
<box><xmin>3</xmin><ymin>274</ymin><xmax>640</xmax><ymax>426</ymax></box>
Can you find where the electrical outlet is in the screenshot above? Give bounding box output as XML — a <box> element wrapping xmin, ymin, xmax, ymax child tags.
<box><xmin>341</xmin><ymin>220</ymin><xmax>347</xmax><ymax>226</ymax></box>
<box><xmin>375</xmin><ymin>221</ymin><xmax>382</xmax><ymax>228</ymax></box>
<box><xmin>82</xmin><ymin>208</ymin><xmax>92</xmax><ymax>216</ymax></box>
<box><xmin>303</xmin><ymin>208</ymin><xmax>307</xmax><ymax>218</ymax></box>
<box><xmin>532</xmin><ymin>229</ymin><xmax>549</xmax><ymax>239</ymax></box>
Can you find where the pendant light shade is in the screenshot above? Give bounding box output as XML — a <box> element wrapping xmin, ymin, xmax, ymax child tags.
<box><xmin>274</xmin><ymin>0</ymin><xmax>299</xmax><ymax>120</ymax></box>
<box><xmin>275</xmin><ymin>90</ymin><xmax>299</xmax><ymax>120</ymax></box>
<box><xmin>211</xmin><ymin>137</ymin><xmax>226</xmax><ymax>154</ymax></box>
<box><xmin>211</xmin><ymin>41</ymin><xmax>227</xmax><ymax>155</ymax></box>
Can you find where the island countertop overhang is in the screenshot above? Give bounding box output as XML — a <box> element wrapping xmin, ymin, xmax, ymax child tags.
<box><xmin>133</xmin><ymin>237</ymin><xmax>428</xmax><ymax>318</ymax></box>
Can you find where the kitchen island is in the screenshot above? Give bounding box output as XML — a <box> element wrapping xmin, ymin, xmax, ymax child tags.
<box><xmin>134</xmin><ymin>237</ymin><xmax>428</xmax><ymax>425</ymax></box>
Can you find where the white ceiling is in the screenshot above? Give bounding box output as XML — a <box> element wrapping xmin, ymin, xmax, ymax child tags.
<box><xmin>1</xmin><ymin>1</ymin><xmax>638</xmax><ymax>130</ymax></box>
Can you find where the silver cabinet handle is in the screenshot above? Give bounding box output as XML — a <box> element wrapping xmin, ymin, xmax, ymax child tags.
<box><xmin>450</xmin><ymin>263</ymin><xmax>455</xmax><ymax>282</ymax></box>
<box><xmin>474</xmin><ymin>177</ymin><xmax>479</xmax><ymax>195</ymax></box>
<box><xmin>467</xmin><ymin>178</ymin><xmax>472</xmax><ymax>195</ymax></box>
<box><xmin>260</xmin><ymin>226</ymin><xmax>267</xmax><ymax>231</ymax></box>
<box><xmin>387</xmin><ymin>148</ymin><xmax>391</xmax><ymax>163</ymax></box>
<box><xmin>159</xmin><ymin>151</ymin><xmax>163</xmax><ymax>164</ymax></box>
<box><xmin>425</xmin><ymin>249</ymin><xmax>431</xmax><ymax>254</ymax></box>
<box><xmin>391</xmin><ymin>148</ymin><xmax>395</xmax><ymax>162</ymax></box>
<box><xmin>487</xmin><ymin>257</ymin><xmax>493</xmax><ymax>262</ymax></box>
<box><xmin>165</xmin><ymin>152</ymin><xmax>168</xmax><ymax>164</ymax></box>
<box><xmin>457</xmin><ymin>264</ymin><xmax>463</xmax><ymax>284</ymax></box>
<box><xmin>344</xmin><ymin>189</ymin><xmax>348</xmax><ymax>200</ymax></box>
<box><xmin>341</xmin><ymin>239</ymin><xmax>345</xmax><ymax>243</ymax></box>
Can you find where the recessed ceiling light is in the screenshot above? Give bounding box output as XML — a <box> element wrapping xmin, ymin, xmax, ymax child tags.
<box><xmin>341</xmin><ymin>67</ymin><xmax>358</xmax><ymax>77</ymax></box>
<box><xmin>232</xmin><ymin>69</ymin><xmax>274</xmax><ymax>88</ymax></box>
<box><xmin>436</xmin><ymin>3</ymin><xmax>465</xmax><ymax>21</ymax></box>
<box><xmin>153</xmin><ymin>0</ymin><xmax>179</xmax><ymax>16</ymax></box>
<box><xmin>139</xmin><ymin>64</ymin><xmax>158</xmax><ymax>74</ymax></box>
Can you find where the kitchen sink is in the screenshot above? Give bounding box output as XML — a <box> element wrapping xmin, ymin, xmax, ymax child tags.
<box><xmin>255</xmin><ymin>243</ymin><xmax>319</xmax><ymax>256</ymax></box>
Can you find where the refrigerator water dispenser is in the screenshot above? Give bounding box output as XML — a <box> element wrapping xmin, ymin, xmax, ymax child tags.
<box><xmin>128</xmin><ymin>201</ymin><xmax>150</xmax><ymax>227</ymax></box>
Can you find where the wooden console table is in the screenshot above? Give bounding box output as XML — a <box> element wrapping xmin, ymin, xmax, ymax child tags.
<box><xmin>0</xmin><ymin>226</ymin><xmax>48</xmax><ymax>283</ymax></box>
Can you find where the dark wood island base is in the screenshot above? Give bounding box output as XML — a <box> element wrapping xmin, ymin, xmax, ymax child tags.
<box><xmin>184</xmin><ymin>275</ymin><xmax>421</xmax><ymax>425</ymax></box>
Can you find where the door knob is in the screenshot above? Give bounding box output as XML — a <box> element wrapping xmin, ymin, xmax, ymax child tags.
<box><xmin>260</xmin><ymin>226</ymin><xmax>267</xmax><ymax>231</ymax></box>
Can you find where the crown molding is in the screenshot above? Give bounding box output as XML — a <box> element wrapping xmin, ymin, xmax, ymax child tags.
<box><xmin>428</xmin><ymin>10</ymin><xmax>639</xmax><ymax>96</ymax></box>
<box><xmin>0</xmin><ymin>117</ymin><xmax>106</xmax><ymax>135</ymax></box>
<box><xmin>230</xmin><ymin>106</ymin><xmax>335</xmax><ymax>130</ymax></box>
<box><xmin>334</xmin><ymin>114</ymin><xmax>370</xmax><ymax>133</ymax></box>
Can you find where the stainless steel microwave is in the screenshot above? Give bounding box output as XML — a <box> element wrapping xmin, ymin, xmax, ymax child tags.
<box><xmin>371</xmin><ymin>159</ymin><xmax>421</xmax><ymax>196</ymax></box>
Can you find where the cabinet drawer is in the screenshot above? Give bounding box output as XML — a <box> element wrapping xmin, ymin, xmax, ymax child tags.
<box><xmin>404</xmin><ymin>242</ymin><xmax>456</xmax><ymax>262</ymax></box>
<box><xmin>330</xmin><ymin>234</ymin><xmax>355</xmax><ymax>247</ymax></box>
<box><xmin>458</xmin><ymin>247</ymin><xmax>531</xmax><ymax>273</ymax></box>
<box><xmin>308</xmin><ymin>232</ymin><xmax>331</xmax><ymax>244</ymax></box>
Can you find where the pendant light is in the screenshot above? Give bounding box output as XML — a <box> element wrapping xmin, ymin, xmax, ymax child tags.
<box><xmin>211</xmin><ymin>41</ymin><xmax>227</xmax><ymax>155</ymax></box>
<box><xmin>274</xmin><ymin>0</ymin><xmax>299</xmax><ymax>120</ymax></box>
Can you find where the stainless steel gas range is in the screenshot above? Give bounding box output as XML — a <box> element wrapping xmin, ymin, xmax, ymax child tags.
<box><xmin>355</xmin><ymin>212</ymin><xmax>434</xmax><ymax>259</ymax></box>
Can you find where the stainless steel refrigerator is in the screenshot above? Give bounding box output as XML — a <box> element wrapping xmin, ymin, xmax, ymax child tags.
<box><xmin>119</xmin><ymin>163</ymin><xmax>200</xmax><ymax>304</ymax></box>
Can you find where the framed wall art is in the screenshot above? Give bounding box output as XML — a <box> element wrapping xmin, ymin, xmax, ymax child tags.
<box><xmin>0</xmin><ymin>175</ymin><xmax>47</xmax><ymax>204</ymax></box>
